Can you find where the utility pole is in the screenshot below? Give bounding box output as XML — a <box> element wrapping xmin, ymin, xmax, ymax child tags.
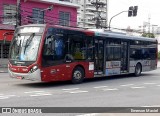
<box><xmin>16</xmin><ymin>0</ymin><xmax>21</xmax><ymax>27</ymax></box>
<box><xmin>148</xmin><ymin>14</ymin><xmax>151</xmax><ymax>34</ymax></box>
<box><xmin>83</xmin><ymin>0</ymin><xmax>87</xmax><ymax>28</ymax></box>
<box><xmin>91</xmin><ymin>0</ymin><xmax>107</xmax><ymax>29</ymax></box>
<box><xmin>105</xmin><ymin>0</ymin><xmax>108</xmax><ymax>28</ymax></box>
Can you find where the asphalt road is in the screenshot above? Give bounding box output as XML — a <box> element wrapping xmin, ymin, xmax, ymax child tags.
<box><xmin>0</xmin><ymin>68</ymin><xmax>160</xmax><ymax>116</ymax></box>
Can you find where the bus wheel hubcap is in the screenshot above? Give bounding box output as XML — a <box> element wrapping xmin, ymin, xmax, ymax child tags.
<box><xmin>74</xmin><ymin>71</ymin><xmax>81</xmax><ymax>80</ymax></box>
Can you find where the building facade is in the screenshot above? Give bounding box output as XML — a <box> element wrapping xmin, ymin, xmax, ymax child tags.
<box><xmin>0</xmin><ymin>0</ymin><xmax>79</xmax><ymax>66</ymax></box>
<box><xmin>77</xmin><ymin>0</ymin><xmax>107</xmax><ymax>29</ymax></box>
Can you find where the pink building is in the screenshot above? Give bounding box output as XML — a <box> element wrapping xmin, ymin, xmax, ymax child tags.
<box><xmin>21</xmin><ymin>0</ymin><xmax>79</xmax><ymax>26</ymax></box>
<box><xmin>0</xmin><ymin>0</ymin><xmax>79</xmax><ymax>67</ymax></box>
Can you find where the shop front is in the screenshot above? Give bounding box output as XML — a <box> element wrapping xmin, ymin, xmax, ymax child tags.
<box><xmin>0</xmin><ymin>29</ymin><xmax>14</xmax><ymax>67</ymax></box>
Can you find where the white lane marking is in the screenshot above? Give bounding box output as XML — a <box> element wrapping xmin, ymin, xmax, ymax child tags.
<box><xmin>0</xmin><ymin>95</ymin><xmax>16</xmax><ymax>99</ymax></box>
<box><xmin>30</xmin><ymin>93</ymin><xmax>52</xmax><ymax>97</ymax></box>
<box><xmin>24</xmin><ymin>91</ymin><xmax>45</xmax><ymax>93</ymax></box>
<box><xmin>62</xmin><ymin>88</ymin><xmax>79</xmax><ymax>91</ymax></box>
<box><xmin>0</xmin><ymin>96</ymin><xmax>9</xmax><ymax>99</ymax></box>
<box><xmin>69</xmin><ymin>91</ymin><xmax>88</xmax><ymax>94</ymax></box>
<box><xmin>0</xmin><ymin>95</ymin><xmax>16</xmax><ymax>97</ymax></box>
<box><xmin>103</xmin><ymin>88</ymin><xmax>118</xmax><ymax>91</ymax></box>
<box><xmin>120</xmin><ymin>84</ymin><xmax>134</xmax><ymax>86</ymax></box>
<box><xmin>144</xmin><ymin>83</ymin><xmax>156</xmax><ymax>85</ymax></box>
<box><xmin>4</xmin><ymin>95</ymin><xmax>16</xmax><ymax>97</ymax></box>
<box><xmin>76</xmin><ymin>113</ymin><xmax>99</xmax><ymax>116</ymax></box>
<box><xmin>93</xmin><ymin>86</ymin><xmax>108</xmax><ymax>89</ymax></box>
<box><xmin>156</xmin><ymin>85</ymin><xmax>160</xmax><ymax>86</ymax></box>
<box><xmin>24</xmin><ymin>91</ymin><xmax>52</xmax><ymax>97</ymax></box>
<box><xmin>131</xmin><ymin>86</ymin><xmax>146</xmax><ymax>89</ymax></box>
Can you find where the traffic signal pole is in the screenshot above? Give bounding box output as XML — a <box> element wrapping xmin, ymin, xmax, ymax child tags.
<box><xmin>108</xmin><ymin>10</ymin><xmax>129</xmax><ymax>31</ymax></box>
<box><xmin>108</xmin><ymin>6</ymin><xmax>138</xmax><ymax>31</ymax></box>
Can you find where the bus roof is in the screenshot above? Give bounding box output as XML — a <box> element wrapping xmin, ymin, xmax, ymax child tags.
<box><xmin>17</xmin><ymin>24</ymin><xmax>94</xmax><ymax>36</ymax></box>
<box><xmin>94</xmin><ymin>31</ymin><xmax>157</xmax><ymax>42</ymax></box>
<box><xmin>18</xmin><ymin>24</ymin><xmax>157</xmax><ymax>42</ymax></box>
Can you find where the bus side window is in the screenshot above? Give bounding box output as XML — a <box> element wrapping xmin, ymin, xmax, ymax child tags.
<box><xmin>42</xmin><ymin>35</ymin><xmax>55</xmax><ymax>62</ymax></box>
<box><xmin>87</xmin><ymin>39</ymin><xmax>94</xmax><ymax>60</ymax></box>
<box><xmin>142</xmin><ymin>49</ymin><xmax>149</xmax><ymax>59</ymax></box>
<box><xmin>69</xmin><ymin>35</ymin><xmax>86</xmax><ymax>60</ymax></box>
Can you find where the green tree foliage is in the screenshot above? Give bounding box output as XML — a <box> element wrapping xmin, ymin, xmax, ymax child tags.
<box><xmin>142</xmin><ymin>33</ymin><xmax>155</xmax><ymax>38</ymax></box>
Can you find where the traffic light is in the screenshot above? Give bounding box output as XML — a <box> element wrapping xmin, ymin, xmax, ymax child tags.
<box><xmin>128</xmin><ymin>6</ymin><xmax>133</xmax><ymax>17</ymax></box>
<box><xmin>133</xmin><ymin>6</ymin><xmax>138</xmax><ymax>16</ymax></box>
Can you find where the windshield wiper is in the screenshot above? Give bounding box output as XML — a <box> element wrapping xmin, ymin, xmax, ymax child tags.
<box><xmin>24</xmin><ymin>33</ymin><xmax>35</xmax><ymax>54</ymax></box>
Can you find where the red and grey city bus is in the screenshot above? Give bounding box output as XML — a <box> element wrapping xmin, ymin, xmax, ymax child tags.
<box><xmin>8</xmin><ymin>24</ymin><xmax>158</xmax><ymax>83</ymax></box>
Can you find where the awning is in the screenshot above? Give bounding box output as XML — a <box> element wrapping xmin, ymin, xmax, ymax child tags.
<box><xmin>0</xmin><ymin>30</ymin><xmax>14</xmax><ymax>42</ymax></box>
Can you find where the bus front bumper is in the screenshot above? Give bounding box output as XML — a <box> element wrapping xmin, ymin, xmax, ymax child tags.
<box><xmin>8</xmin><ymin>68</ymin><xmax>42</xmax><ymax>82</ymax></box>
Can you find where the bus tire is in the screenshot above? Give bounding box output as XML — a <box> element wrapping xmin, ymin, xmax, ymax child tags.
<box><xmin>72</xmin><ymin>67</ymin><xmax>84</xmax><ymax>84</ymax></box>
<box><xmin>134</xmin><ymin>63</ymin><xmax>142</xmax><ymax>77</ymax></box>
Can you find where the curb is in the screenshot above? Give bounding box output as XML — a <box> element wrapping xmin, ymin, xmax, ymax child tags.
<box><xmin>0</xmin><ymin>71</ymin><xmax>8</xmax><ymax>73</ymax></box>
<box><xmin>0</xmin><ymin>67</ymin><xmax>8</xmax><ymax>73</ymax></box>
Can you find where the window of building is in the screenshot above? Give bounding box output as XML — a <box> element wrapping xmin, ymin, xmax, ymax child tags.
<box><xmin>32</xmin><ymin>8</ymin><xmax>44</xmax><ymax>24</ymax></box>
<box><xmin>3</xmin><ymin>4</ymin><xmax>16</xmax><ymax>25</ymax></box>
<box><xmin>59</xmin><ymin>11</ymin><xmax>70</xmax><ymax>26</ymax></box>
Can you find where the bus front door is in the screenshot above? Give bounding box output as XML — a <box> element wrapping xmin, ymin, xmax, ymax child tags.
<box><xmin>94</xmin><ymin>39</ymin><xmax>104</xmax><ymax>75</ymax></box>
<box><xmin>121</xmin><ymin>41</ymin><xmax>129</xmax><ymax>73</ymax></box>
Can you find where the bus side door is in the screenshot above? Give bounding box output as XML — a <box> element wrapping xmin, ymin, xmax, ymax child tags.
<box><xmin>94</xmin><ymin>39</ymin><xmax>105</xmax><ymax>75</ymax></box>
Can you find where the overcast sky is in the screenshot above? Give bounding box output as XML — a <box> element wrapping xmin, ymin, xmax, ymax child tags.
<box><xmin>108</xmin><ymin>0</ymin><xmax>160</xmax><ymax>30</ymax></box>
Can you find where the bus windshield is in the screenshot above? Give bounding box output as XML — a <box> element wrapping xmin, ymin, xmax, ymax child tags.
<box><xmin>10</xmin><ymin>33</ymin><xmax>41</xmax><ymax>62</ymax></box>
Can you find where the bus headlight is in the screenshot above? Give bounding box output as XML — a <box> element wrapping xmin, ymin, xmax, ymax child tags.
<box><xmin>30</xmin><ymin>65</ymin><xmax>38</xmax><ymax>73</ymax></box>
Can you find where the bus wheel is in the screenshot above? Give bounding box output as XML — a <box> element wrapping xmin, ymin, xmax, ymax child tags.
<box><xmin>72</xmin><ymin>67</ymin><xmax>84</xmax><ymax>84</ymax></box>
<box><xmin>135</xmin><ymin>63</ymin><xmax>142</xmax><ymax>77</ymax></box>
